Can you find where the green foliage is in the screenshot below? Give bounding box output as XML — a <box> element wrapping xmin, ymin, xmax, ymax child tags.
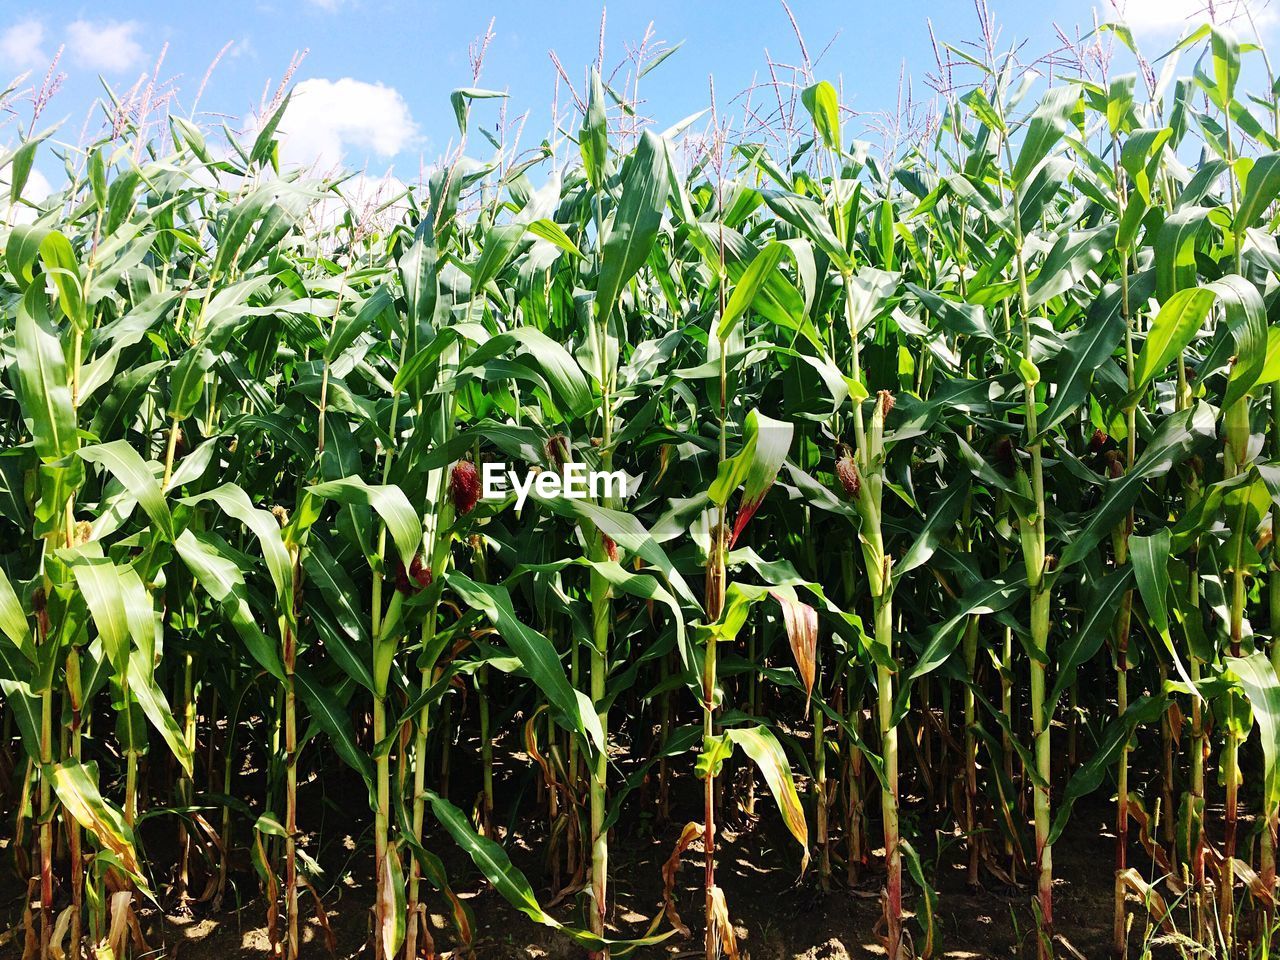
<box><xmin>3</xmin><ymin>19</ymin><xmax>1280</xmax><ymax>960</ymax></box>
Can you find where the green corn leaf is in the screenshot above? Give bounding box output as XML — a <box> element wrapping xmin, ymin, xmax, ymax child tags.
<box><xmin>595</xmin><ymin>130</ymin><xmax>670</xmax><ymax>324</ymax></box>
<box><xmin>38</xmin><ymin>231</ymin><xmax>86</xmax><ymax>330</ymax></box>
<box><xmin>295</xmin><ymin>665</ymin><xmax>375</xmax><ymax>792</ymax></box>
<box><xmin>718</xmin><ymin>241</ymin><xmax>790</xmax><ymax>341</ymax></box>
<box><xmin>6</xmin><ymin>224</ymin><xmax>53</xmax><ymax>290</ymax></box>
<box><xmin>762</xmin><ymin>191</ymin><xmax>851</xmax><ymax>272</ymax></box>
<box><xmin>1130</xmin><ymin>528</ymin><xmax>1197</xmax><ymax>692</ymax></box>
<box><xmin>127</xmin><ymin>643</ymin><xmax>194</xmax><ymax>776</ymax></box>
<box><xmin>174</xmin><ymin>529</ymin><xmax>284</xmax><ymax>680</ymax></box>
<box><xmin>183</xmin><ymin>483</ymin><xmax>293</xmax><ymax>616</ymax></box>
<box><xmin>900</xmin><ymin>839</ymin><xmax>939</xmax><ymax>957</ymax></box>
<box><xmin>1155</xmin><ymin>207</ymin><xmax>1209</xmax><ymax>301</ymax></box>
<box><xmin>5</xmin><ymin>127</ymin><xmax>53</xmax><ymax>208</ymax></box>
<box><xmin>1211</xmin><ymin>274</ymin><xmax>1267</xmax><ymax>409</ymax></box>
<box><xmin>579</xmin><ymin>68</ymin><xmax>609</xmax><ymax>191</ymax></box>
<box><xmin>513</xmin><ymin>556</ymin><xmax>691</xmax><ymax>670</ymax></box>
<box><xmin>68</xmin><ymin>555</ymin><xmax>133</xmax><ymax>676</ymax></box>
<box><xmin>471</xmin><ymin>222</ymin><xmax>527</xmax><ymax>290</ymax></box>
<box><xmin>1026</xmin><ymin>224</ymin><xmax>1116</xmax><ymax>309</ymax></box>
<box><xmin>458</xmin><ymin>327</ymin><xmax>593</xmax><ymax>417</ymax></box>
<box><xmin>325</xmin><ymin>285</ymin><xmax>391</xmax><ymax>364</ymax></box>
<box><xmin>1038</xmin><ymin>307</ymin><xmax>1125</xmax><ymax>437</ymax></box>
<box><xmin>1227</xmin><ymin>653</ymin><xmax>1280</xmax><ymax>809</ymax></box>
<box><xmin>167</xmin><ymin>346</ymin><xmax>215</xmax><ymax>421</ymax></box>
<box><xmin>1050</xmin><ymin>567</ymin><xmax>1132</xmax><ymax>703</ymax></box>
<box><xmin>1235</xmin><ymin>151</ymin><xmax>1280</xmax><ymax>230</ymax></box>
<box><xmin>696</xmin><ymin>732</ymin><xmax>734</xmax><ymax>780</ymax></box>
<box><xmin>52</xmin><ymin>760</ymin><xmax>145</xmax><ymax>883</ymax></box>
<box><xmin>894</xmin><ymin>478</ymin><xmax>971</xmax><ymax>581</ymax></box>
<box><xmin>801</xmin><ymin>80</ymin><xmax>841</xmax><ymax>150</ymax></box>
<box><xmin>307</xmin><ymin>477</ymin><xmax>420</xmax><ymax>570</ymax></box>
<box><xmin>0</xmin><ymin>567</ymin><xmax>30</xmax><ymax>656</ymax></box>
<box><xmin>447</xmin><ymin>572</ymin><xmax>605</xmax><ymax>754</ymax></box>
<box><xmin>1134</xmin><ymin>287</ymin><xmax>1216</xmax><ymax>390</ymax></box>
<box><xmin>450</xmin><ymin>87</ymin><xmax>507</xmax><ymax>137</ymax></box>
<box><xmin>708</xmin><ymin>409</ymin><xmax>793</xmax><ymax>512</ymax></box>
<box><xmin>530</xmin><ymin>495</ymin><xmax>698</xmax><ymax>609</ymax></box>
<box><xmin>79</xmin><ymin>440</ymin><xmax>174</xmax><ymax>541</ymax></box>
<box><xmin>1056</xmin><ymin>403</ymin><xmax>1215</xmax><ymax>574</ymax></box>
<box><xmin>15</xmin><ymin>286</ymin><xmax>77</xmax><ymax>463</ymax></box>
<box><xmin>909</xmin><ymin>572</ymin><xmax>1027</xmax><ymax>681</ymax></box>
<box><xmin>1012</xmin><ymin>84</ymin><xmax>1081</xmax><ymax>186</ymax></box>
<box><xmin>425</xmin><ymin>788</ymin><xmax>673</xmax><ymax>951</ymax></box>
<box><xmin>1209</xmin><ymin>25</ymin><xmax>1241</xmax><ymax>110</ymax></box>
<box><xmin>1048</xmin><ymin>695</ymin><xmax>1169</xmax><ymax>843</ymax></box>
<box><xmin>249</xmin><ymin>92</ymin><xmax>291</xmax><ymax>166</ymax></box>
<box><xmin>526</xmin><ymin>218</ymin><xmax>583</xmax><ymax>258</ymax></box>
<box><xmin>726</xmin><ymin>724</ymin><xmax>810</xmax><ymax>873</ymax></box>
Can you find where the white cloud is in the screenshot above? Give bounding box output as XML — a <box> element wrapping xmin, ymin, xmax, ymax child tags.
<box><xmin>22</xmin><ymin>168</ymin><xmax>51</xmax><ymax>202</ymax></box>
<box><xmin>1106</xmin><ymin>0</ymin><xmax>1277</xmax><ymax>35</ymax></box>
<box><xmin>0</xmin><ymin>18</ymin><xmax>48</xmax><ymax>71</ymax></box>
<box><xmin>309</xmin><ymin>172</ymin><xmax>411</xmax><ymax>237</ymax></box>
<box><xmin>3</xmin><ymin>167</ymin><xmax>52</xmax><ymax>225</ymax></box>
<box><xmin>66</xmin><ymin>19</ymin><xmax>144</xmax><ymax>72</ymax></box>
<box><xmin>275</xmin><ymin>78</ymin><xmax>418</xmax><ymax>171</ymax></box>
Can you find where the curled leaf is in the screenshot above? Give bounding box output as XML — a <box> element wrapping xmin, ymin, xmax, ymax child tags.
<box><xmin>378</xmin><ymin>843</ymin><xmax>406</xmax><ymax>960</ymax></box>
<box><xmin>51</xmin><ymin>761</ymin><xmax>141</xmax><ymax>878</ymax></box>
<box><xmin>660</xmin><ymin>821</ymin><xmax>703</xmax><ymax>936</ymax></box>
<box><xmin>707</xmin><ymin>886</ymin><xmax>740</xmax><ymax>960</ymax></box>
<box><xmin>771</xmin><ymin>590</ymin><xmax>818</xmax><ymax>716</ymax></box>
<box><xmin>726</xmin><ymin>725</ymin><xmax>809</xmax><ymax>874</ymax></box>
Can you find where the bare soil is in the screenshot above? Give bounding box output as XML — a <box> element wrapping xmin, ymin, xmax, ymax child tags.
<box><xmin>0</xmin><ymin>727</ymin><xmax>1171</xmax><ymax>959</ymax></box>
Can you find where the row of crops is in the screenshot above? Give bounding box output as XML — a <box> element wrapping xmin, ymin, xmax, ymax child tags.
<box><xmin>3</xmin><ymin>17</ymin><xmax>1280</xmax><ymax>960</ymax></box>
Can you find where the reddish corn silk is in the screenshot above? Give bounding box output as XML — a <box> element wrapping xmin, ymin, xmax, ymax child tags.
<box><xmin>450</xmin><ymin>460</ymin><xmax>481</xmax><ymax>514</ymax></box>
<box><xmin>836</xmin><ymin>455</ymin><xmax>860</xmax><ymax>499</ymax></box>
<box><xmin>394</xmin><ymin>553</ymin><xmax>434</xmax><ymax>595</ymax></box>
<box><xmin>877</xmin><ymin>389</ymin><xmax>896</xmax><ymax>417</ymax></box>
<box><xmin>1088</xmin><ymin>428</ymin><xmax>1108</xmax><ymax>453</ymax></box>
<box><xmin>546</xmin><ymin>434</ymin><xmax>569</xmax><ymax>468</ymax></box>
<box><xmin>393</xmin><ymin>556</ymin><xmax>412</xmax><ymax>595</ymax></box>
<box><xmin>409</xmin><ymin>553</ymin><xmax>433</xmax><ymax>589</ymax></box>
<box><xmin>992</xmin><ymin>436</ymin><xmax>1016</xmax><ymax>477</ymax></box>
<box><xmin>602</xmin><ymin>533</ymin><xmax>619</xmax><ymax>562</ymax></box>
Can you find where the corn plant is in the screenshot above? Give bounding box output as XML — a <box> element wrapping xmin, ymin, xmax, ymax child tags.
<box><xmin>5</xmin><ymin>14</ymin><xmax>1280</xmax><ymax>960</ymax></box>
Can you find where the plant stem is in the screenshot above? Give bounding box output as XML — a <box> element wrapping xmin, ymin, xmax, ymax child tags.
<box><xmin>406</xmin><ymin>458</ymin><xmax>455</xmax><ymax>959</ymax></box>
<box><xmin>1222</xmin><ymin>399</ymin><xmax>1250</xmax><ymax>953</ymax></box>
<box><xmin>845</xmin><ymin>263</ymin><xmax>899</xmax><ymax>956</ymax></box>
<box><xmin>38</xmin><ymin>642</ymin><xmax>52</xmax><ymax>959</ymax></box>
<box><xmin>67</xmin><ymin>649</ymin><xmax>83</xmax><ymax>959</ymax></box>
<box><xmin>589</xmin><ymin>559</ymin><xmax>611</xmax><ymax>951</ymax></box>
<box><xmin>702</xmin><ymin>188</ymin><xmax>732</xmax><ymax>958</ymax></box>
<box><xmin>1112</xmin><ymin>137</ymin><xmax>1137</xmax><ymax>954</ymax></box>
<box><xmin>815</xmin><ymin>701</ymin><xmax>829</xmax><ymax>890</ymax></box>
<box><xmin>961</xmin><ymin>614</ymin><xmax>980</xmax><ymax>886</ymax></box>
<box><xmin>371</xmin><ymin>335</ymin><xmax>409</xmax><ymax>960</ymax></box>
<box><xmin>1011</xmin><ymin>175</ymin><xmax>1054</xmax><ymax>957</ymax></box>
<box><xmin>282</xmin><ymin>546</ymin><xmax>302</xmax><ymax>960</ymax></box>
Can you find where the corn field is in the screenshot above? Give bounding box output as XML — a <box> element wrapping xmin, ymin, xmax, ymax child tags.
<box><xmin>5</xmin><ymin>13</ymin><xmax>1280</xmax><ymax>960</ymax></box>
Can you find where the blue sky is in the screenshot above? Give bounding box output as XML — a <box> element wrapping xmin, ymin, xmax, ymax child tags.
<box><xmin>0</xmin><ymin>0</ymin><xmax>1273</xmax><ymax>185</ymax></box>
